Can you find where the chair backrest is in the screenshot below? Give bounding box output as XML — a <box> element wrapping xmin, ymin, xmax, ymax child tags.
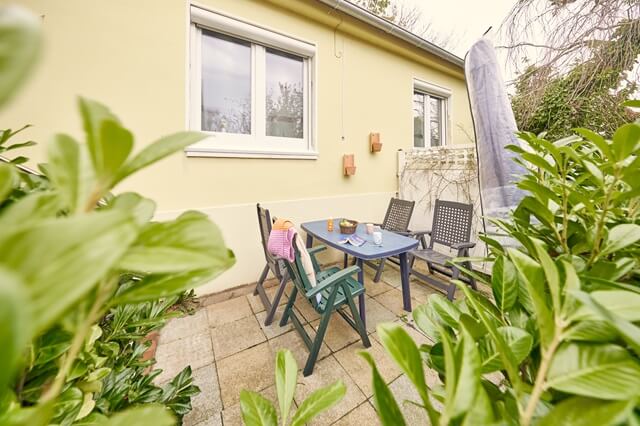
<box><xmin>381</xmin><ymin>198</ymin><xmax>415</xmax><ymax>233</ymax></box>
<box><xmin>429</xmin><ymin>199</ymin><xmax>473</xmax><ymax>249</ymax></box>
<box><xmin>256</xmin><ymin>203</ymin><xmax>283</xmax><ymax>280</ymax></box>
<box><xmin>283</xmin><ymin>244</ymin><xmax>320</xmax><ymax>308</ymax></box>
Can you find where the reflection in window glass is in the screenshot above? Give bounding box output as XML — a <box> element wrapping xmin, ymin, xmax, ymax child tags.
<box><xmin>413</xmin><ymin>93</ymin><xmax>425</xmax><ymax>148</ymax></box>
<box><xmin>430</xmin><ymin>97</ymin><xmax>442</xmax><ymax>147</ymax></box>
<box><xmin>266</xmin><ymin>49</ymin><xmax>304</xmax><ymax>139</ymax></box>
<box><xmin>201</xmin><ymin>30</ymin><xmax>251</xmax><ymax>134</ymax></box>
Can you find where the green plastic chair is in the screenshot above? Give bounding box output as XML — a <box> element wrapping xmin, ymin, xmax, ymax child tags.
<box><xmin>280</xmin><ymin>243</ymin><xmax>371</xmax><ymax>376</ymax></box>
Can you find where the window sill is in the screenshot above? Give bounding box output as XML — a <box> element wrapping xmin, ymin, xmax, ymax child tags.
<box><xmin>184</xmin><ymin>147</ymin><xmax>318</xmax><ymax>160</ymax></box>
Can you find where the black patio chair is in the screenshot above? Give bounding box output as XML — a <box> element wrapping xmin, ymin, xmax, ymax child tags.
<box><xmin>345</xmin><ymin>198</ymin><xmax>415</xmax><ymax>282</ymax></box>
<box><xmin>254</xmin><ymin>204</ymin><xmax>290</xmax><ymax>326</ymax></box>
<box><xmin>409</xmin><ymin>199</ymin><xmax>477</xmax><ymax>300</ymax></box>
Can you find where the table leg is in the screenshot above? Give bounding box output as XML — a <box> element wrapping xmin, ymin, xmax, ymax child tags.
<box><xmin>305</xmin><ymin>233</ymin><xmax>313</xmax><ymax>248</ymax></box>
<box><xmin>399</xmin><ymin>252</ymin><xmax>412</xmax><ymax>312</ymax></box>
<box><xmin>356</xmin><ymin>257</ymin><xmax>366</xmax><ymax>327</ymax></box>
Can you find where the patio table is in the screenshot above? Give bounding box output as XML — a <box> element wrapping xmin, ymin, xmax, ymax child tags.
<box><xmin>301</xmin><ymin>219</ymin><xmax>419</xmax><ymax>326</ymax></box>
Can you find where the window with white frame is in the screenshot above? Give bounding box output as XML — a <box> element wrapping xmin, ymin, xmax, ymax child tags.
<box><xmin>187</xmin><ymin>6</ymin><xmax>316</xmax><ymax>158</ymax></box>
<box><xmin>412</xmin><ymin>80</ymin><xmax>451</xmax><ymax>148</ymax></box>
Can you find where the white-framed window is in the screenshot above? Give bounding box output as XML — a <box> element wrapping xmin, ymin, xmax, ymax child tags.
<box><xmin>187</xmin><ymin>6</ymin><xmax>316</xmax><ymax>159</ymax></box>
<box><xmin>413</xmin><ymin>79</ymin><xmax>451</xmax><ymax>148</ymax></box>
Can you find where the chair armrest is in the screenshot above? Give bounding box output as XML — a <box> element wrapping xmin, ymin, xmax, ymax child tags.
<box><xmin>410</xmin><ymin>230</ymin><xmax>431</xmax><ymax>236</ymax></box>
<box><xmin>307</xmin><ymin>245</ymin><xmax>327</xmax><ymax>255</ymax></box>
<box><xmin>451</xmin><ymin>242</ymin><xmax>475</xmax><ymax>250</ymax></box>
<box><xmin>305</xmin><ymin>265</ymin><xmax>360</xmax><ymax>298</ymax></box>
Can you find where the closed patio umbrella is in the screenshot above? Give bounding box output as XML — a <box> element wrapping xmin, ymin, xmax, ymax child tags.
<box><xmin>464</xmin><ymin>38</ymin><xmax>525</xmax><ymax>237</ymax></box>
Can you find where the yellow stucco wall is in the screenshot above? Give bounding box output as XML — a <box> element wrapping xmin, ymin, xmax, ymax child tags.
<box><xmin>1</xmin><ymin>0</ymin><xmax>473</xmax><ymax>293</ymax></box>
<box><xmin>2</xmin><ymin>0</ymin><xmax>471</xmax><ymax>211</ymax></box>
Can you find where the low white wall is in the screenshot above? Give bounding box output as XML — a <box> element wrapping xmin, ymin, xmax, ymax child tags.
<box><xmin>154</xmin><ymin>191</ymin><xmax>394</xmax><ymax>295</ymax></box>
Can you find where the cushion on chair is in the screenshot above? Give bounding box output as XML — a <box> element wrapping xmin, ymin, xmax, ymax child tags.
<box><xmin>411</xmin><ymin>248</ymin><xmax>452</xmax><ymax>266</ymax></box>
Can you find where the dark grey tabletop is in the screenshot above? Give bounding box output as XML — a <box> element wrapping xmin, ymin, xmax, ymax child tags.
<box><xmin>301</xmin><ymin>219</ymin><xmax>418</xmax><ymax>260</ymax></box>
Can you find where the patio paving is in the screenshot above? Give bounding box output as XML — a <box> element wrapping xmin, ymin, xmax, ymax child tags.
<box><xmin>155</xmin><ymin>262</ymin><xmax>456</xmax><ymax>426</ymax></box>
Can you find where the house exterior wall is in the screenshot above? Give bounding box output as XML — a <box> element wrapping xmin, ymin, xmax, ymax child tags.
<box><xmin>1</xmin><ymin>0</ymin><xmax>473</xmax><ymax>294</ymax></box>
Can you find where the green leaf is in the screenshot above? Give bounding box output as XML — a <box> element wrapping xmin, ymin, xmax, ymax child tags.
<box><xmin>0</xmin><ymin>211</ymin><xmax>138</xmax><ymax>335</ymax></box>
<box><xmin>508</xmin><ymin>248</ymin><xmax>555</xmax><ymax>349</ymax></box>
<box><xmin>0</xmin><ymin>162</ymin><xmax>16</xmax><ymax>202</ymax></box>
<box><xmin>113</xmin><ymin>131</ymin><xmax>206</xmax><ymax>185</ymax></box>
<box><xmin>491</xmin><ymin>256</ymin><xmax>518</xmax><ymax>313</ymax></box>
<box><xmin>78</xmin><ymin>98</ymin><xmax>120</xmax><ymax>175</ymax></box>
<box><xmin>290</xmin><ymin>381</ymin><xmax>345</xmax><ymax>426</ymax></box>
<box><xmin>360</xmin><ymin>352</ymin><xmax>406</xmax><ymax>426</ymax></box>
<box><xmin>52</xmin><ymin>386</ymin><xmax>82</xmax><ymax>422</ymax></box>
<box><xmin>73</xmin><ymin>412</ymin><xmax>108</xmax><ymax>425</ymax></box>
<box><xmin>429</xmin><ymin>294</ymin><xmax>462</xmax><ymax>329</ymax></box>
<box><xmin>377</xmin><ymin>323</ymin><xmax>438</xmax><ymax>424</ymax></box>
<box><xmin>623</xmin><ymin>99</ymin><xmax>640</xmax><ymax>108</ymax></box>
<box><xmin>612</xmin><ymin>123</ymin><xmax>640</xmax><ymax>160</ymax></box>
<box><xmin>111</xmin><ymin>269</ymin><xmax>228</xmax><ymax>305</ymax></box>
<box><xmin>582</xmin><ymin>160</ymin><xmax>603</xmax><ymax>184</ymax></box>
<box><xmin>449</xmin><ymin>327</ymin><xmax>481</xmax><ymax>419</ymax></box>
<box><xmin>572</xmin><ymin>290</ymin><xmax>640</xmax><ymax>322</ymax></box>
<box><xmin>459</xmin><ymin>285</ymin><xmax>522</xmax><ymax>392</ymax></box>
<box><xmin>47</xmin><ymin>133</ymin><xmax>93</xmax><ymax>212</ymax></box>
<box><xmin>547</xmin><ymin>343</ymin><xmax>640</xmax><ymax>400</ymax></box>
<box><xmin>107</xmin><ymin>192</ymin><xmax>156</xmax><ymax>227</ymax></box>
<box><xmin>104</xmin><ymin>404</ymin><xmax>175</xmax><ymax>426</ymax></box>
<box><xmin>480</xmin><ymin>327</ymin><xmax>533</xmax><ymax>373</ymax></box>
<box><xmin>0</xmin><ymin>191</ymin><xmax>62</xmax><ymax>231</ymax></box>
<box><xmin>571</xmin><ymin>290</ymin><xmax>640</xmax><ymax>356</ymax></box>
<box><xmin>601</xmin><ymin>224</ymin><xmax>640</xmax><ymax>255</ymax></box>
<box><xmin>0</xmin><ymin>267</ymin><xmax>29</xmax><ymax>393</ymax></box>
<box><xmin>574</xmin><ymin>128</ymin><xmax>613</xmax><ymax>160</ymax></box>
<box><xmin>275</xmin><ymin>350</ymin><xmax>297</xmax><ymax>426</ymax></box>
<box><xmin>240</xmin><ymin>390</ymin><xmax>277</xmax><ymax>426</ymax></box>
<box><xmin>118</xmin><ymin>211</ymin><xmax>233</xmax><ymax>274</ymax></box>
<box><xmin>532</xmin><ymin>239</ymin><xmax>561</xmax><ymax>312</ymax></box>
<box><xmin>98</xmin><ymin>120</ymin><xmax>133</xmax><ymax>183</ymax></box>
<box><xmin>0</xmin><ymin>5</ymin><xmax>41</xmax><ymax>107</ymax></box>
<box><xmin>539</xmin><ymin>396</ymin><xmax>633</xmax><ymax>426</ymax></box>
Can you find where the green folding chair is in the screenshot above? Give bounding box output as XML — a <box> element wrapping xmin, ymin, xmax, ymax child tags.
<box><xmin>280</xmin><ymin>243</ymin><xmax>371</xmax><ymax>376</ymax></box>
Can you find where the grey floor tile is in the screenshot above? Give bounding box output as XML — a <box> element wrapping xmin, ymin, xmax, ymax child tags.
<box><xmin>182</xmin><ymin>363</ymin><xmax>222</xmax><ymax>426</ymax></box>
<box><xmin>294</xmin><ymin>356</ymin><xmax>366</xmax><ymax>425</ymax></box>
<box><xmin>155</xmin><ymin>331</ymin><xmax>214</xmax><ymax>384</ymax></box>
<box><xmin>206</xmin><ymin>296</ymin><xmax>253</xmax><ymax>328</ymax></box>
<box><xmin>210</xmin><ymin>315</ymin><xmax>266</xmax><ymax>360</ymax></box>
<box><xmin>216</xmin><ymin>342</ymin><xmax>274</xmax><ymax>408</ymax></box>
<box><xmin>160</xmin><ymin>309</ymin><xmax>208</xmax><ymax>344</ymax></box>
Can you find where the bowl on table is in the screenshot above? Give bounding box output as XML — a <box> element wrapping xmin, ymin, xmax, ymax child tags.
<box><xmin>339</xmin><ymin>219</ymin><xmax>358</xmax><ymax>234</ymax></box>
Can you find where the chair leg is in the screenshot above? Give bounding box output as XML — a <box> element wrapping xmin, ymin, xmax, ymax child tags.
<box><xmin>264</xmin><ymin>270</ymin><xmax>289</xmax><ymax>326</ymax></box>
<box><xmin>373</xmin><ymin>258</ymin><xmax>386</xmax><ymax>283</ymax></box>
<box><xmin>342</xmin><ymin>284</ymin><xmax>371</xmax><ymax>348</ymax></box>
<box><xmin>304</xmin><ymin>306</ymin><xmax>332</xmax><ymax>376</ymax></box>
<box><xmin>280</xmin><ymin>286</ymin><xmax>298</xmax><ymax>327</ymax></box>
<box><xmin>448</xmin><ymin>267</ymin><xmax>460</xmax><ymax>300</ymax></box>
<box><xmin>465</xmin><ymin>261</ymin><xmax>478</xmax><ymax>290</ymax></box>
<box><xmin>343</xmin><ymin>253</ymin><xmax>348</xmax><ymax>269</ymax></box>
<box><xmin>254</xmin><ymin>264</ymin><xmax>270</xmax><ymax>296</ymax></box>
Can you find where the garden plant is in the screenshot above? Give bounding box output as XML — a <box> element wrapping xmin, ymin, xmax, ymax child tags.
<box><xmin>0</xmin><ymin>6</ymin><xmax>235</xmax><ymax>425</ymax></box>
<box><xmin>367</xmin><ymin>108</ymin><xmax>640</xmax><ymax>425</ymax></box>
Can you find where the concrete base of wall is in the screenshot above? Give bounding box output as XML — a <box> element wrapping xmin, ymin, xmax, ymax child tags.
<box><xmin>154</xmin><ymin>191</ymin><xmax>394</xmax><ymax>295</ymax></box>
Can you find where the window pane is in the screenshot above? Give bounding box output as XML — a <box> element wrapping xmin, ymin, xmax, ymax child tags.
<box><xmin>429</xmin><ymin>97</ymin><xmax>442</xmax><ymax>147</ymax></box>
<box><xmin>413</xmin><ymin>92</ymin><xmax>425</xmax><ymax>148</ymax></box>
<box><xmin>201</xmin><ymin>30</ymin><xmax>251</xmax><ymax>134</ymax></box>
<box><xmin>266</xmin><ymin>49</ymin><xmax>304</xmax><ymax>139</ymax></box>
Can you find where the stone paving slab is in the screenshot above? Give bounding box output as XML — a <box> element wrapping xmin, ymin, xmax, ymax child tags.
<box><xmin>153</xmin><ymin>266</ymin><xmax>454</xmax><ymax>425</ymax></box>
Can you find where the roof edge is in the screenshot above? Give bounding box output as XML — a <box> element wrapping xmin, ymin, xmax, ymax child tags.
<box><xmin>315</xmin><ymin>0</ymin><xmax>464</xmax><ymax>69</ymax></box>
